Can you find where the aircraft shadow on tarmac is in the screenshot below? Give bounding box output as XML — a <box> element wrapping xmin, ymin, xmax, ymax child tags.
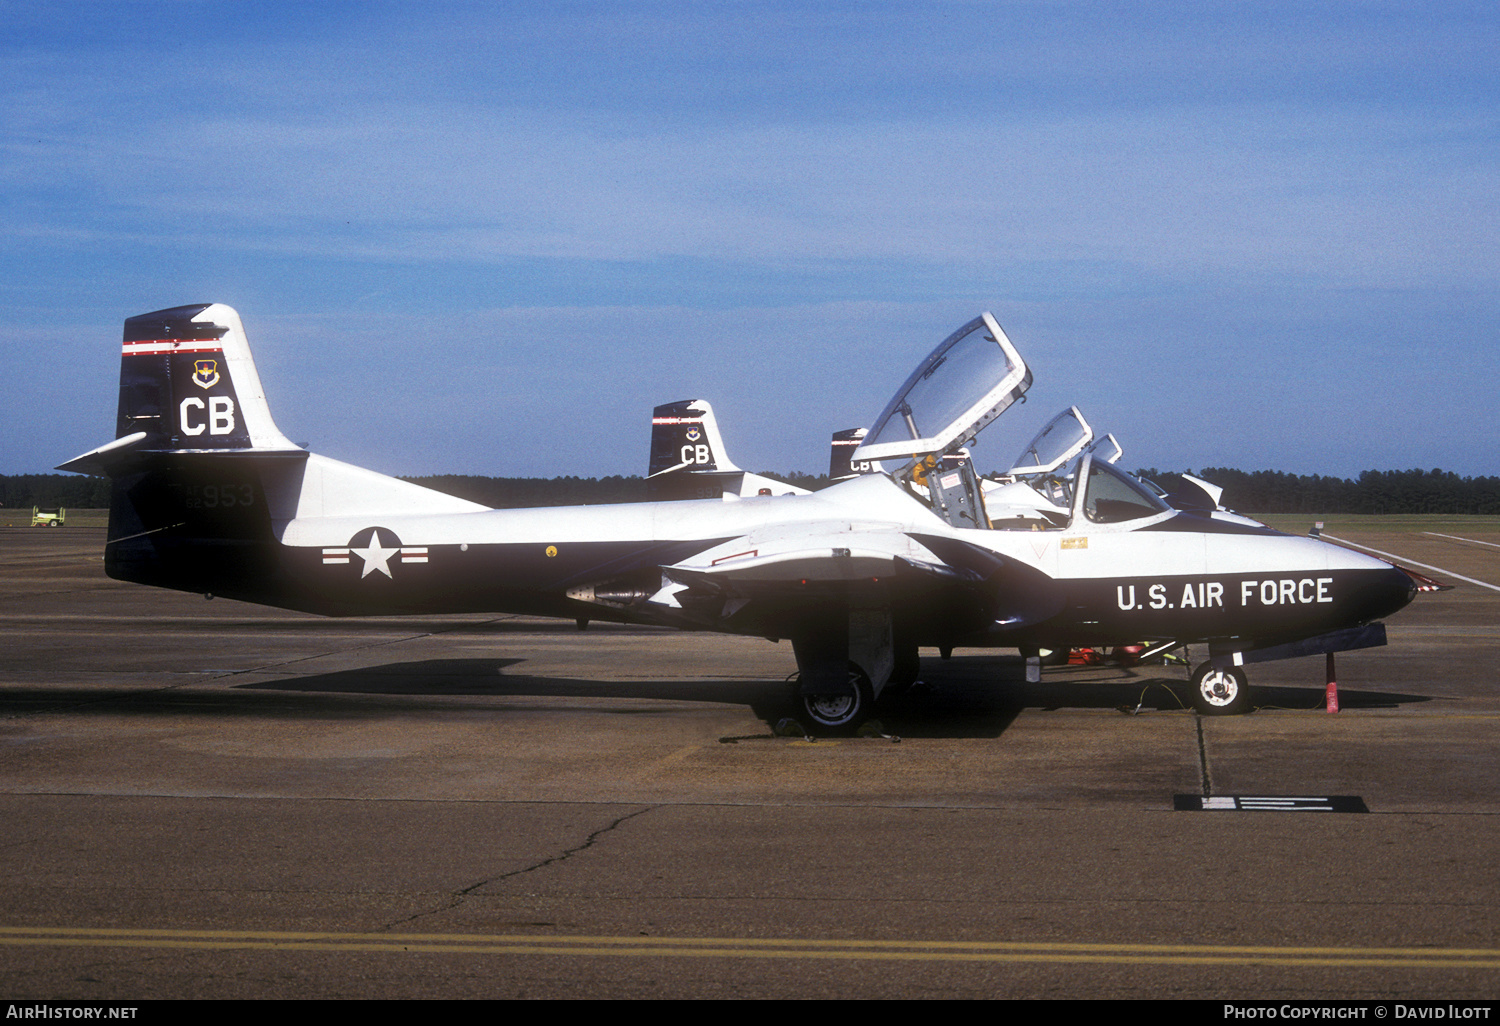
<box><xmin>223</xmin><ymin>655</ymin><xmax>1433</xmax><ymax>740</ymax></box>
<box><xmin>0</xmin><ymin>659</ymin><xmax>1432</xmax><ymax>740</ymax></box>
<box><xmin>231</xmin><ymin>656</ymin><xmax>1034</xmax><ymax>737</ymax></box>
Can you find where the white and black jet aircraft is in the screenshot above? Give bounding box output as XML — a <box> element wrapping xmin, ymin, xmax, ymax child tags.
<box><xmin>61</xmin><ymin>305</ymin><xmax>1420</xmax><ymax>729</ymax></box>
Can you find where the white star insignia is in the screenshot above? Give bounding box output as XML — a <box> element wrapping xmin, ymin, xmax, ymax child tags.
<box><xmin>351</xmin><ymin>534</ymin><xmax>399</xmax><ymax>579</ymax></box>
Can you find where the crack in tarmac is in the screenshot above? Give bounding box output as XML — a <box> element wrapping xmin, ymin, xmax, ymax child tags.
<box><xmin>385</xmin><ymin>805</ymin><xmax>658</xmax><ymax>930</ymax></box>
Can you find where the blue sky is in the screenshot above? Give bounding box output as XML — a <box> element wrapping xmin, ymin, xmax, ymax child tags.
<box><xmin>4</xmin><ymin>1</ymin><xmax>1497</xmax><ymax>479</ymax></box>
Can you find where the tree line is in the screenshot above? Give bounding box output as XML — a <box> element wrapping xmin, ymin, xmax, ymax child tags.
<box><xmin>4</xmin><ymin>467</ymin><xmax>1498</xmax><ymax>514</ymax></box>
<box><xmin>0</xmin><ymin>471</ymin><xmax>824</xmax><ymax>511</ymax></box>
<box><xmin>1</xmin><ymin>474</ymin><xmax>113</xmax><ymax>510</ymax></box>
<box><xmin>1139</xmin><ymin>467</ymin><xmax>1500</xmax><ymax>515</ymax></box>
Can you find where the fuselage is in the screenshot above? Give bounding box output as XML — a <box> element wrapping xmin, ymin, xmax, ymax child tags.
<box><xmin>110</xmin><ymin>468</ymin><xmax>1415</xmax><ymax>652</ymax></box>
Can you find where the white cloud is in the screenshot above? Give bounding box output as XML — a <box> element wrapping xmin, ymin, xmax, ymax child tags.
<box><xmin>8</xmin><ymin>89</ymin><xmax>1495</xmax><ymax>295</ymax></box>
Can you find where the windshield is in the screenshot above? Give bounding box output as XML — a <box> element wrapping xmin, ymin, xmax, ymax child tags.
<box><xmin>855</xmin><ymin>313</ymin><xmax>1031</xmax><ymax>462</ymax></box>
<box><xmin>1080</xmin><ymin>458</ymin><xmax>1171</xmax><ymax>524</ymax></box>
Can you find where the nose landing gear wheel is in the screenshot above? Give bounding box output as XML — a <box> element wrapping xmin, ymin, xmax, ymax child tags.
<box><xmin>1190</xmin><ymin>662</ymin><xmax>1251</xmax><ymax>716</ymax></box>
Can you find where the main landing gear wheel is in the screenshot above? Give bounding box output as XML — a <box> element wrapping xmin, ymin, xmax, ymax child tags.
<box><xmin>802</xmin><ymin>665</ymin><xmax>873</xmax><ymax>732</ymax></box>
<box><xmin>1190</xmin><ymin>662</ymin><xmax>1250</xmax><ymax>716</ymax></box>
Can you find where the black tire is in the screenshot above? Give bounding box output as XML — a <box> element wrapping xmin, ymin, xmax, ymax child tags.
<box><xmin>1190</xmin><ymin>662</ymin><xmax>1251</xmax><ymax>716</ymax></box>
<box><xmin>802</xmin><ymin>664</ymin><xmax>873</xmax><ymax>731</ymax></box>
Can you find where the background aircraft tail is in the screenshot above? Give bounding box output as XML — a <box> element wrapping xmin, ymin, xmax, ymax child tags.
<box><xmin>829</xmin><ymin>427</ymin><xmax>882</xmax><ymax>481</ymax></box>
<box><xmin>647</xmin><ymin>399</ymin><xmax>808</xmax><ymax>500</ymax></box>
<box><xmin>648</xmin><ymin>399</ymin><xmax>740</xmax><ymax>478</ymax></box>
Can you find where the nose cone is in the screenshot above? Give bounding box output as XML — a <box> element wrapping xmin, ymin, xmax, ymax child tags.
<box><xmin>1354</xmin><ymin>564</ymin><xmax>1419</xmax><ymax>623</ymax></box>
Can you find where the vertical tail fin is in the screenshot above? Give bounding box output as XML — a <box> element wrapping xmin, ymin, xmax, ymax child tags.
<box><xmin>56</xmin><ymin>304</ymin><xmax>306</xmax><ymax>596</ymax></box>
<box><xmin>59</xmin><ymin>303</ymin><xmax>484</xmax><ymax>604</ymax></box>
<box><xmin>115</xmin><ymin>303</ymin><xmax>298</xmax><ymax>453</ymax></box>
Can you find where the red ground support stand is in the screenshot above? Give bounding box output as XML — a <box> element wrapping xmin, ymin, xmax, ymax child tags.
<box><xmin>1325</xmin><ymin>651</ymin><xmax>1339</xmax><ymax>713</ymax></box>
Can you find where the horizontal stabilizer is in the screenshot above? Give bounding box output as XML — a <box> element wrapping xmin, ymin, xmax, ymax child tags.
<box><xmin>56</xmin><ymin>431</ymin><xmax>149</xmax><ymax>476</ymax></box>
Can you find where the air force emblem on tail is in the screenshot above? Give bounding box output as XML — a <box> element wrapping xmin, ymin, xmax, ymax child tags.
<box><xmin>649</xmin><ymin>399</ymin><xmax>726</xmax><ymax>478</ymax></box>
<box><xmin>192</xmin><ymin>359</ymin><xmax>220</xmax><ymax>389</ymax></box>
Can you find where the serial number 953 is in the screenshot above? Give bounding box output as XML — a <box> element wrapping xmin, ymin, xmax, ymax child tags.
<box><xmin>167</xmin><ymin>483</ymin><xmax>256</xmax><ymax>510</ymax></box>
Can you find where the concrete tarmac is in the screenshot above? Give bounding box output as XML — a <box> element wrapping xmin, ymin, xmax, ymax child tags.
<box><xmin>1</xmin><ymin>523</ymin><xmax>1497</xmax><ymax>999</ymax></box>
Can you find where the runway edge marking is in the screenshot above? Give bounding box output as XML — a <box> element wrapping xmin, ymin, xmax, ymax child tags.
<box><xmin>1321</xmin><ymin>535</ymin><xmax>1500</xmax><ymax>594</ymax></box>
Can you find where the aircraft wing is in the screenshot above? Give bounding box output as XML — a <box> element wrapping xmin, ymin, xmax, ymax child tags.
<box><xmin>644</xmin><ymin>526</ymin><xmax>1066</xmax><ymax>640</ymax></box>
<box><xmin>657</xmin><ymin>527</ymin><xmax>931</xmax><ymax>588</ymax></box>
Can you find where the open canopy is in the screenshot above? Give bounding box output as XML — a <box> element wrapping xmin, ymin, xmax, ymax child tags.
<box><xmin>853</xmin><ymin>313</ymin><xmax>1032</xmax><ymax>463</ymax></box>
<box><xmin>1087</xmin><ymin>432</ymin><xmax>1123</xmax><ymax>465</ymax></box>
<box><xmin>1009</xmin><ymin>406</ymin><xmax>1093</xmax><ymax>476</ymax></box>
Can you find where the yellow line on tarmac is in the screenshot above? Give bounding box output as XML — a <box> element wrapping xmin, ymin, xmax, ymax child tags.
<box><xmin>2</xmin><ymin>927</ymin><xmax>1498</xmax><ymax>970</ymax></box>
